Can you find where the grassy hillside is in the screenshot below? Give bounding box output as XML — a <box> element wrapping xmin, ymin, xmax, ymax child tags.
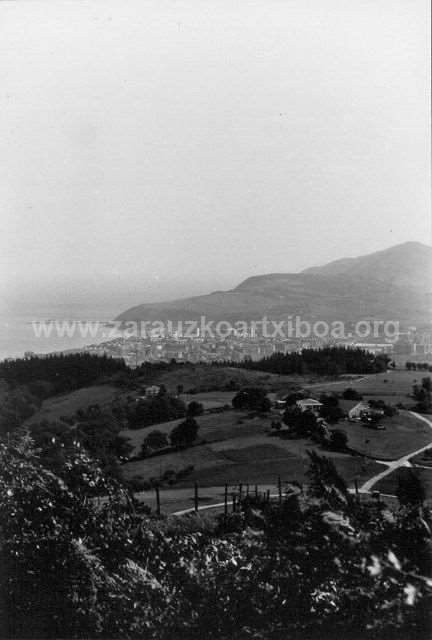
<box><xmin>120</xmin><ymin>404</ymin><xmax>425</xmax><ymax>491</ymax></box>
<box><xmin>308</xmin><ymin>368</ymin><xmax>421</xmax><ymax>404</ymax></box>
<box><xmin>344</xmin><ymin>412</ymin><xmax>431</xmax><ymax>460</ymax></box>
<box><xmin>24</xmin><ymin>384</ymin><xmax>123</xmax><ymax>425</ymax></box>
<box><xmin>153</xmin><ymin>365</ymin><xmax>310</xmax><ymax>394</ymax></box>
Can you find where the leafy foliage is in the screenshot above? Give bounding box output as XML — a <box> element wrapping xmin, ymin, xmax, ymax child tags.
<box><xmin>232</xmin><ymin>387</ymin><xmax>271</xmax><ymax>412</ymax></box>
<box><xmin>142</xmin><ymin>430</ymin><xmax>169</xmax><ymax>455</ymax></box>
<box><xmin>413</xmin><ymin>377</ymin><xmax>432</xmax><ymax>413</ymax></box>
<box><xmin>319</xmin><ymin>393</ymin><xmax>345</xmax><ymax>423</ymax></box>
<box><xmin>127</xmin><ymin>394</ymin><xmax>186</xmax><ymax>429</ymax></box>
<box><xmin>396</xmin><ymin>469</ymin><xmax>427</xmax><ymax>507</ymax></box>
<box><xmin>170</xmin><ymin>417</ymin><xmax>200</xmax><ymax>447</ymax></box>
<box><xmin>187</xmin><ymin>400</ymin><xmax>204</xmax><ymax>417</ymax></box>
<box><xmin>343</xmin><ymin>387</ymin><xmax>364</xmax><ymax>400</ymax></box>
<box><xmin>1</xmin><ymin>441</ymin><xmax>431</xmax><ymax>639</ymax></box>
<box><xmin>329</xmin><ymin>428</ymin><xmax>348</xmax><ymax>451</ymax></box>
<box><xmin>283</xmin><ymin>406</ymin><xmax>318</xmax><ymax>436</ymax></box>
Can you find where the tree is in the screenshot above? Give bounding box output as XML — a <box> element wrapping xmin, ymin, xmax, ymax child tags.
<box><xmin>412</xmin><ymin>377</ymin><xmax>432</xmax><ymax>413</ymax></box>
<box><xmin>322</xmin><ymin>405</ymin><xmax>345</xmax><ymax>423</ymax></box>
<box><xmin>396</xmin><ymin>470</ymin><xmax>425</xmax><ymax>506</ymax></box>
<box><xmin>297</xmin><ymin>410</ymin><xmax>318</xmax><ymax>436</ymax></box>
<box><xmin>128</xmin><ymin>395</ymin><xmax>186</xmax><ymax>429</ymax></box>
<box><xmin>329</xmin><ymin>429</ymin><xmax>348</xmax><ymax>451</ymax></box>
<box><xmin>342</xmin><ymin>387</ymin><xmax>363</xmax><ymax>401</ymax></box>
<box><xmin>187</xmin><ymin>401</ymin><xmax>204</xmax><ymax>417</ymax></box>
<box><xmin>369</xmin><ymin>399</ymin><xmax>397</xmax><ymax>417</ymax></box>
<box><xmin>170</xmin><ymin>417</ymin><xmax>199</xmax><ymax>447</ymax></box>
<box><xmin>422</xmin><ymin>377</ymin><xmax>432</xmax><ymax>392</ymax></box>
<box><xmin>319</xmin><ymin>394</ymin><xmax>345</xmax><ymax>423</ymax></box>
<box><xmin>283</xmin><ymin>407</ymin><xmax>318</xmax><ymax>436</ymax></box>
<box><xmin>284</xmin><ymin>392</ymin><xmax>304</xmax><ymax>406</ymax></box>
<box><xmin>223</xmin><ymin>347</ymin><xmax>390</xmax><ymax>376</ymax></box>
<box><xmin>282</xmin><ymin>406</ymin><xmax>303</xmax><ymax>429</ymax></box>
<box><xmin>142</xmin><ymin>430</ymin><xmax>168</xmax><ymax>455</ymax></box>
<box><xmin>232</xmin><ymin>387</ymin><xmax>271</xmax><ymax>412</ymax></box>
<box><xmin>306</xmin><ymin>450</ymin><xmax>350</xmax><ymax>506</ymax></box>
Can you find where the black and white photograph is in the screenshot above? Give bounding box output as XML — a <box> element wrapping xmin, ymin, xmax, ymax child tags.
<box><xmin>1</xmin><ymin>1</ymin><xmax>431</xmax><ymax>638</ymax></box>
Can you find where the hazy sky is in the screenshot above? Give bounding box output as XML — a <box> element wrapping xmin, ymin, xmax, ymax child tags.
<box><xmin>1</xmin><ymin>0</ymin><xmax>430</xmax><ymax>312</ymax></box>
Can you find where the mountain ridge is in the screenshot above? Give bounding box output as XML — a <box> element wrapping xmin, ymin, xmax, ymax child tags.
<box><xmin>116</xmin><ymin>242</ymin><xmax>432</xmax><ymax>327</ymax></box>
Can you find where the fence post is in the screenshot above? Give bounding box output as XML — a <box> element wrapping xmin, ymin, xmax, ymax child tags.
<box><xmin>266</xmin><ymin>489</ymin><xmax>270</xmax><ymax>503</ymax></box>
<box><xmin>232</xmin><ymin>493</ymin><xmax>236</xmax><ymax>513</ymax></box>
<box><xmin>155</xmin><ymin>485</ymin><xmax>161</xmax><ymax>516</ymax></box>
<box><xmin>224</xmin><ymin>484</ymin><xmax>228</xmax><ymax>520</ymax></box>
<box><xmin>239</xmin><ymin>482</ymin><xmax>243</xmax><ymax>502</ymax></box>
<box><xmin>194</xmin><ymin>481</ymin><xmax>199</xmax><ymax>512</ymax></box>
<box><xmin>278</xmin><ymin>475</ymin><xmax>282</xmax><ymax>504</ymax></box>
<box><xmin>246</xmin><ymin>483</ymin><xmax>250</xmax><ymax>497</ymax></box>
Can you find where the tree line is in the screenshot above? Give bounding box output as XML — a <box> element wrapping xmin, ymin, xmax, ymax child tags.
<box><xmin>215</xmin><ymin>346</ymin><xmax>390</xmax><ymax>376</ymax></box>
<box><xmin>0</xmin><ymin>353</ymin><xmax>127</xmax><ymax>396</ymax></box>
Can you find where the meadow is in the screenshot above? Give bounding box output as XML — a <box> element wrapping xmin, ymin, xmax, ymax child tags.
<box><xmin>342</xmin><ymin>411</ymin><xmax>432</xmax><ymax>460</ymax></box>
<box><xmin>25</xmin><ymin>384</ymin><xmax>123</xmax><ymax>425</ymax></box>
<box><xmin>311</xmin><ymin>368</ymin><xmax>423</xmax><ymax>403</ymax></box>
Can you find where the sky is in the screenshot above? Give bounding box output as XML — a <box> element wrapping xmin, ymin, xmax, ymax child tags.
<box><xmin>1</xmin><ymin>0</ymin><xmax>430</xmax><ymax>315</ymax></box>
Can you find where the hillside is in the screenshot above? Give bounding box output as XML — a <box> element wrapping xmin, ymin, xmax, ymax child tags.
<box><xmin>303</xmin><ymin>241</ymin><xmax>432</xmax><ymax>291</ymax></box>
<box><xmin>116</xmin><ymin>242</ymin><xmax>432</xmax><ymax>326</ymax></box>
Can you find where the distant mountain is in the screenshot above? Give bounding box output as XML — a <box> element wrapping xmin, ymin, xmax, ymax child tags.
<box><xmin>302</xmin><ymin>241</ymin><xmax>432</xmax><ymax>292</ymax></box>
<box><xmin>116</xmin><ymin>242</ymin><xmax>432</xmax><ymax>327</ymax></box>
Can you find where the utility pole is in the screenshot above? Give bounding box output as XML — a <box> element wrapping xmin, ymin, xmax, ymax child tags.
<box><xmin>194</xmin><ymin>481</ymin><xmax>199</xmax><ymax>512</ymax></box>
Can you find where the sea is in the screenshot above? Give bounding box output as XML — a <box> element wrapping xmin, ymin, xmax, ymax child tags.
<box><xmin>0</xmin><ymin>299</ymin><xmax>124</xmax><ymax>361</ymax></box>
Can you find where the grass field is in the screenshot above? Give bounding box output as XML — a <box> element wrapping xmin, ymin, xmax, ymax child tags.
<box><xmin>179</xmin><ymin>390</ymin><xmax>235</xmax><ymax>410</ymax></box>
<box><xmin>124</xmin><ymin>443</ymin><xmax>383</xmax><ymax>514</ymax></box>
<box><xmin>341</xmin><ymin>411</ymin><xmax>432</xmax><ymax>460</ymax></box>
<box><xmin>121</xmin><ymin>406</ymin><xmax>384</xmax><ymax>495</ymax></box>
<box><xmin>24</xmin><ymin>365</ymin><xmax>432</xmax><ymax>512</ymax></box>
<box><xmin>155</xmin><ymin>365</ymin><xmax>348</xmax><ymax>395</ymax></box>
<box><xmin>312</xmin><ymin>369</ymin><xmax>422</xmax><ymax>404</ymax></box>
<box><xmin>25</xmin><ymin>384</ymin><xmax>123</xmax><ymax>425</ymax></box>
<box><xmin>122</xmin><ymin>410</ymin><xmax>275</xmax><ymax>456</ymax></box>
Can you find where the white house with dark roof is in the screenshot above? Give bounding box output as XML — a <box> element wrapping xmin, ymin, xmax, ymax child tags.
<box><xmin>296</xmin><ymin>398</ymin><xmax>323</xmax><ymax>415</ymax></box>
<box><xmin>348</xmin><ymin>401</ymin><xmax>383</xmax><ymax>420</ymax></box>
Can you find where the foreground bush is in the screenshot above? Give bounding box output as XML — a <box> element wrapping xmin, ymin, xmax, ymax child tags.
<box><xmin>0</xmin><ymin>442</ymin><xmax>431</xmax><ymax>639</ymax></box>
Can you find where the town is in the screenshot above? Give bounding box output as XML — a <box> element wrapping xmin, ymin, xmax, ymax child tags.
<box><xmin>26</xmin><ymin>325</ymin><xmax>432</xmax><ymax>368</ymax></box>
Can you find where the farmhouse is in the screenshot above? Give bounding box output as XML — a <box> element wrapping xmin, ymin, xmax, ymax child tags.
<box><xmin>348</xmin><ymin>401</ymin><xmax>384</xmax><ymax>421</ymax></box>
<box><xmin>145</xmin><ymin>385</ymin><xmax>161</xmax><ymax>398</ymax></box>
<box><xmin>348</xmin><ymin>402</ymin><xmax>371</xmax><ymax>419</ymax></box>
<box><xmin>296</xmin><ymin>398</ymin><xmax>323</xmax><ymax>415</ymax></box>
